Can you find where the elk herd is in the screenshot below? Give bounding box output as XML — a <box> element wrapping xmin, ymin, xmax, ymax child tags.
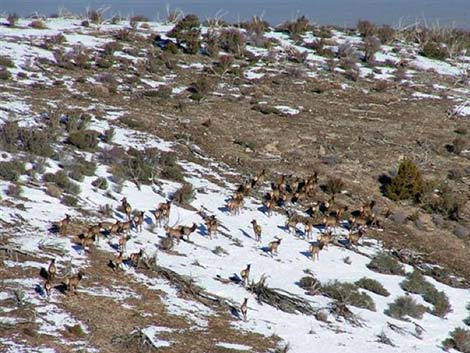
<box><xmin>43</xmin><ymin>168</ymin><xmax>382</xmax><ymax>322</ymax></box>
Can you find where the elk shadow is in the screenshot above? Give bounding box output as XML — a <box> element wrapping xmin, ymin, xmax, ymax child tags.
<box><xmin>239</xmin><ymin>228</ymin><xmax>252</xmax><ymax>240</ymax></box>
<box><xmin>35</xmin><ymin>283</ymin><xmax>45</xmax><ymax>296</ymax></box>
<box><xmin>197</xmin><ymin>224</ymin><xmax>208</xmax><ymax>237</ymax></box>
<box><xmin>39</xmin><ymin>267</ymin><xmax>49</xmax><ymax>280</ymax></box>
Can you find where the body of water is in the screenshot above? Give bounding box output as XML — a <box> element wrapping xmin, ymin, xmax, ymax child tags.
<box><xmin>1</xmin><ymin>0</ymin><xmax>470</xmax><ymax>29</ymax></box>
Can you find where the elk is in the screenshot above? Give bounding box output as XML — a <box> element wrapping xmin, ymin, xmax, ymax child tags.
<box><xmin>349</xmin><ymin>216</ymin><xmax>368</xmax><ymax>230</ymax></box>
<box><xmin>165</xmin><ymin>225</ymin><xmax>184</xmax><ymax>245</ymax></box>
<box><xmin>133</xmin><ymin>211</ymin><xmax>145</xmax><ymax>232</ymax></box>
<box><xmin>286</xmin><ymin>217</ymin><xmax>298</xmax><ymax>234</ymax></box>
<box><xmin>278</xmin><ymin>175</ymin><xmax>287</xmax><ymax>193</ymax></box>
<box><xmin>99</xmin><ymin>221</ymin><xmax>114</xmax><ymax>234</ymax></box>
<box><xmin>119</xmin><ymin>220</ymin><xmax>133</xmax><ymax>235</ymax></box>
<box><xmin>303</xmin><ymin>220</ymin><xmax>313</xmax><ymax>239</ymax></box>
<box><xmin>157</xmin><ymin>200</ymin><xmax>171</xmax><ymax>225</ymax></box>
<box><xmin>347</xmin><ymin>230</ymin><xmax>363</xmax><ymax>246</ymax></box>
<box><xmin>240</xmin><ymin>264</ymin><xmax>251</xmax><ymax>286</ymax></box>
<box><xmin>110</xmin><ymin>220</ymin><xmax>123</xmax><ymax>235</ymax></box>
<box><xmin>44</xmin><ymin>279</ymin><xmax>53</xmax><ymax>297</ymax></box>
<box><xmin>360</xmin><ymin>200</ymin><xmax>376</xmax><ymax>218</ymax></box>
<box><xmin>64</xmin><ymin>271</ymin><xmax>84</xmax><ymax>295</ymax></box>
<box><xmin>77</xmin><ymin>234</ymin><xmax>96</xmax><ymax>252</ymax></box>
<box><xmin>330</xmin><ymin>205</ymin><xmax>348</xmax><ymax>220</ymax></box>
<box><xmin>227</xmin><ymin>197</ymin><xmax>243</xmax><ymax>215</ymax></box>
<box><xmin>251</xmin><ymin>169</ymin><xmax>266</xmax><ymax>188</ymax></box>
<box><xmin>309</xmin><ymin>243</ymin><xmax>322</xmax><ymax>261</ymax></box>
<box><xmin>268</xmin><ymin>238</ymin><xmax>282</xmax><ymax>255</ymax></box>
<box><xmin>240</xmin><ymin>298</ymin><xmax>248</xmax><ymax>321</ymax></box>
<box><xmin>251</xmin><ymin>220</ymin><xmax>262</xmax><ymax>242</ymax></box>
<box><xmin>263</xmin><ymin>199</ymin><xmax>275</xmax><ymax>217</ymax></box>
<box><xmin>179</xmin><ymin>223</ymin><xmax>197</xmax><ymax>240</ymax></box>
<box><xmin>121</xmin><ymin>197</ymin><xmax>132</xmax><ymax>220</ymax></box>
<box><xmin>205</xmin><ymin>215</ymin><xmax>218</xmax><ymax>239</ymax></box>
<box><xmin>56</xmin><ymin>214</ymin><xmax>71</xmax><ymax>235</ymax></box>
<box><xmin>319</xmin><ymin>231</ymin><xmax>333</xmax><ymax>249</ymax></box>
<box><xmin>87</xmin><ymin>224</ymin><xmax>102</xmax><ymax>243</ymax></box>
<box><xmin>119</xmin><ymin>234</ymin><xmax>130</xmax><ymax>253</ymax></box>
<box><xmin>129</xmin><ymin>249</ymin><xmax>144</xmax><ymax>268</ymax></box>
<box><xmin>47</xmin><ymin>259</ymin><xmax>56</xmax><ymax>280</ymax></box>
<box><xmin>109</xmin><ymin>251</ymin><xmax>124</xmax><ymax>271</ymax></box>
<box><xmin>153</xmin><ymin>208</ymin><xmax>164</xmax><ymax>227</ymax></box>
<box><xmin>322</xmin><ymin>216</ymin><xmax>338</xmax><ymax>233</ymax></box>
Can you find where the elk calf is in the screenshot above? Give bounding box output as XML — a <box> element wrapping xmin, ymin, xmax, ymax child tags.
<box><xmin>121</xmin><ymin>197</ymin><xmax>132</xmax><ymax>221</ymax></box>
<box><xmin>309</xmin><ymin>243</ymin><xmax>321</xmax><ymax>261</ymax></box>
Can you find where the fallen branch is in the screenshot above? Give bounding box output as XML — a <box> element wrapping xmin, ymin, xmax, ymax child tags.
<box><xmin>248</xmin><ymin>274</ymin><xmax>317</xmax><ymax>315</ymax></box>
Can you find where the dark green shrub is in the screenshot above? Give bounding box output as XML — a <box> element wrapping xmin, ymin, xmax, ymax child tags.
<box><xmin>384</xmin><ymin>159</ymin><xmax>424</xmax><ymax>201</ymax></box>
<box><xmin>443</xmin><ymin>328</ymin><xmax>470</xmax><ymax>353</ymax></box>
<box><xmin>160</xmin><ymin>152</ymin><xmax>184</xmax><ymax>182</ymax></box>
<box><xmin>18</xmin><ymin>129</ymin><xmax>56</xmax><ymax>158</ymax></box>
<box><xmin>298</xmin><ymin>276</ymin><xmax>321</xmax><ymax>291</ymax></box>
<box><xmin>421</xmin><ymin>41</ymin><xmax>449</xmax><ymax>60</ymax></box>
<box><xmin>324</xmin><ymin>176</ymin><xmax>344</xmax><ymax>195</ymax></box>
<box><xmin>92</xmin><ymin>177</ymin><xmax>108</xmax><ymax>189</ymax></box>
<box><xmin>218</xmin><ymin>29</ymin><xmax>246</xmax><ymax>57</ymax></box>
<box><xmin>0</xmin><ymin>160</ymin><xmax>26</xmax><ymax>181</ymax></box>
<box><xmin>385</xmin><ymin>296</ymin><xmax>427</xmax><ymax>320</ymax></box>
<box><xmin>277</xmin><ymin>16</ymin><xmax>310</xmax><ymax>35</ymax></box>
<box><xmin>171</xmin><ymin>183</ymin><xmax>195</xmax><ymax>205</ymax></box>
<box><xmin>0</xmin><ymin>56</ymin><xmax>15</xmax><ymax>68</ymax></box>
<box><xmin>189</xmin><ymin>77</ymin><xmax>211</xmax><ymax>102</ymax></box>
<box><xmin>42</xmin><ymin>171</ymin><xmax>80</xmax><ymax>195</ymax></box>
<box><xmin>68</xmin><ymin>159</ymin><xmax>97</xmax><ymax>181</ymax></box>
<box><xmin>167</xmin><ymin>14</ymin><xmax>201</xmax><ymax>54</ymax></box>
<box><xmin>61</xmin><ymin>195</ymin><xmax>78</xmax><ymax>207</ymax></box>
<box><xmin>400</xmin><ymin>270</ymin><xmax>429</xmax><ymax>294</ymax></box>
<box><xmin>355</xmin><ymin>277</ymin><xmax>390</xmax><ymax>297</ymax></box>
<box><xmin>67</xmin><ymin>130</ymin><xmax>99</xmax><ymax>150</ymax></box>
<box><xmin>321</xmin><ymin>280</ymin><xmax>376</xmax><ymax>311</ymax></box>
<box><xmin>367</xmin><ymin>252</ymin><xmax>405</xmax><ymax>275</ymax></box>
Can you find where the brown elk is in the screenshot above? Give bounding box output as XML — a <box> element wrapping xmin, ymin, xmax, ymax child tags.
<box><xmin>240</xmin><ymin>298</ymin><xmax>248</xmax><ymax>321</ymax></box>
<box><xmin>240</xmin><ymin>264</ymin><xmax>251</xmax><ymax>286</ymax></box>
<box><xmin>44</xmin><ymin>279</ymin><xmax>53</xmax><ymax>297</ymax></box>
<box><xmin>110</xmin><ymin>220</ymin><xmax>122</xmax><ymax>235</ymax></box>
<box><xmin>109</xmin><ymin>251</ymin><xmax>124</xmax><ymax>271</ymax></box>
<box><xmin>121</xmin><ymin>197</ymin><xmax>132</xmax><ymax>220</ymax></box>
<box><xmin>227</xmin><ymin>197</ymin><xmax>243</xmax><ymax>215</ymax></box>
<box><xmin>179</xmin><ymin>223</ymin><xmax>197</xmax><ymax>240</ymax></box>
<box><xmin>47</xmin><ymin>259</ymin><xmax>56</xmax><ymax>280</ymax></box>
<box><xmin>64</xmin><ymin>271</ymin><xmax>84</xmax><ymax>295</ymax></box>
<box><xmin>286</xmin><ymin>218</ymin><xmax>298</xmax><ymax>234</ymax></box>
<box><xmin>205</xmin><ymin>215</ymin><xmax>218</xmax><ymax>239</ymax></box>
<box><xmin>263</xmin><ymin>199</ymin><xmax>275</xmax><ymax>217</ymax></box>
<box><xmin>347</xmin><ymin>229</ymin><xmax>364</xmax><ymax>246</ymax></box>
<box><xmin>119</xmin><ymin>220</ymin><xmax>133</xmax><ymax>235</ymax></box>
<box><xmin>319</xmin><ymin>231</ymin><xmax>333</xmax><ymax>249</ymax></box>
<box><xmin>77</xmin><ymin>234</ymin><xmax>96</xmax><ymax>252</ymax></box>
<box><xmin>129</xmin><ymin>249</ymin><xmax>144</xmax><ymax>268</ymax></box>
<box><xmin>309</xmin><ymin>243</ymin><xmax>322</xmax><ymax>261</ymax></box>
<box><xmin>157</xmin><ymin>200</ymin><xmax>171</xmax><ymax>225</ymax></box>
<box><xmin>251</xmin><ymin>169</ymin><xmax>266</xmax><ymax>188</ymax></box>
<box><xmin>268</xmin><ymin>238</ymin><xmax>282</xmax><ymax>255</ymax></box>
<box><xmin>303</xmin><ymin>220</ymin><xmax>313</xmax><ymax>239</ymax></box>
<box><xmin>165</xmin><ymin>225</ymin><xmax>184</xmax><ymax>244</ymax></box>
<box><xmin>153</xmin><ymin>208</ymin><xmax>164</xmax><ymax>227</ymax></box>
<box><xmin>360</xmin><ymin>200</ymin><xmax>376</xmax><ymax>218</ymax></box>
<box><xmin>133</xmin><ymin>211</ymin><xmax>145</xmax><ymax>232</ymax></box>
<box><xmin>56</xmin><ymin>214</ymin><xmax>71</xmax><ymax>235</ymax></box>
<box><xmin>322</xmin><ymin>216</ymin><xmax>338</xmax><ymax>232</ymax></box>
<box><xmin>119</xmin><ymin>234</ymin><xmax>130</xmax><ymax>253</ymax></box>
<box><xmin>251</xmin><ymin>220</ymin><xmax>262</xmax><ymax>242</ymax></box>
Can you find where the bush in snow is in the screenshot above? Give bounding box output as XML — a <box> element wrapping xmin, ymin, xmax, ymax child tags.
<box><xmin>421</xmin><ymin>41</ymin><xmax>449</xmax><ymax>60</ymax></box>
<box><xmin>357</xmin><ymin>20</ymin><xmax>377</xmax><ymax>37</ymax></box>
<box><xmin>7</xmin><ymin>13</ymin><xmax>19</xmax><ymax>27</ymax></box>
<box><xmin>6</xmin><ymin>183</ymin><xmax>23</xmax><ymax>198</ymax></box>
<box><xmin>0</xmin><ymin>160</ymin><xmax>26</xmax><ymax>182</ymax></box>
<box><xmin>321</xmin><ymin>280</ymin><xmax>376</xmax><ymax>311</ymax></box>
<box><xmin>29</xmin><ymin>20</ymin><xmax>47</xmax><ymax>29</ymax></box>
<box><xmin>218</xmin><ymin>28</ymin><xmax>246</xmax><ymax>58</ymax></box>
<box><xmin>385</xmin><ymin>296</ymin><xmax>427</xmax><ymax>320</ymax></box>
<box><xmin>171</xmin><ymin>184</ymin><xmax>195</xmax><ymax>206</ymax></box>
<box><xmin>443</xmin><ymin>328</ymin><xmax>470</xmax><ymax>353</ymax></box>
<box><xmin>92</xmin><ymin>177</ymin><xmax>108</xmax><ymax>190</ymax></box>
<box><xmin>278</xmin><ymin>15</ymin><xmax>311</xmax><ymax>36</ymax></box>
<box><xmin>367</xmin><ymin>252</ymin><xmax>405</xmax><ymax>275</ymax></box>
<box><xmin>43</xmin><ymin>171</ymin><xmax>80</xmax><ymax>195</ymax></box>
<box><xmin>355</xmin><ymin>277</ymin><xmax>390</xmax><ymax>297</ymax></box>
<box><xmin>67</xmin><ymin>130</ymin><xmax>99</xmax><ymax>151</ymax></box>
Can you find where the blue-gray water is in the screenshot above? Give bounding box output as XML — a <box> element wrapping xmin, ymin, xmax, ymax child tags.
<box><xmin>1</xmin><ymin>0</ymin><xmax>470</xmax><ymax>29</ymax></box>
